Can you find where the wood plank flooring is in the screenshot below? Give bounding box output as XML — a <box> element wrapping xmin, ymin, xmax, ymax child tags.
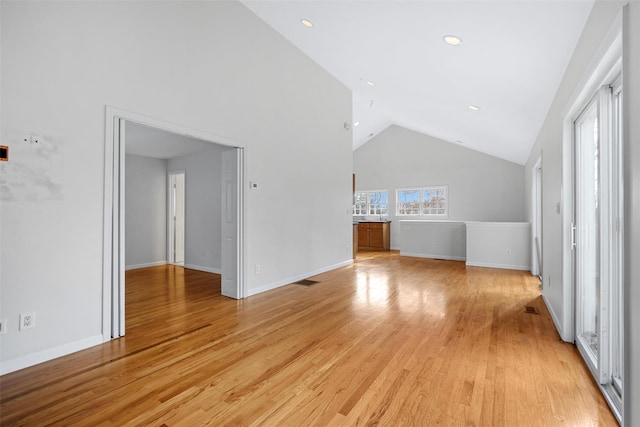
<box><xmin>0</xmin><ymin>251</ymin><xmax>618</xmax><ymax>426</ymax></box>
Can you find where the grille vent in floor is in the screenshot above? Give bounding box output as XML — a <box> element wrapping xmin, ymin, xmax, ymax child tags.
<box><xmin>294</xmin><ymin>279</ymin><xmax>320</xmax><ymax>286</ymax></box>
<box><xmin>524</xmin><ymin>305</ymin><xmax>539</xmax><ymax>314</ymax></box>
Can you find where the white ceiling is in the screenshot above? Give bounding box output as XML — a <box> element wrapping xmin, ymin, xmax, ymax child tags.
<box><xmin>125</xmin><ymin>121</ymin><xmax>222</xmax><ymax>159</ymax></box>
<box><xmin>241</xmin><ymin>0</ymin><xmax>594</xmax><ymax>165</ymax></box>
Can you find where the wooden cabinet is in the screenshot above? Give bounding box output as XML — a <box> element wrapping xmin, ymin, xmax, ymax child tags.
<box><xmin>357</xmin><ymin>222</ymin><xmax>390</xmax><ymax>250</ymax></box>
<box><xmin>357</xmin><ymin>223</ymin><xmax>369</xmax><ymax>247</ymax></box>
<box><xmin>353</xmin><ymin>224</ymin><xmax>358</xmax><ymax>259</ymax></box>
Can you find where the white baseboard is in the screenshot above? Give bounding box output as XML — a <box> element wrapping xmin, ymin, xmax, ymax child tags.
<box><xmin>125</xmin><ymin>260</ymin><xmax>167</xmax><ymax>271</ymax></box>
<box><xmin>465</xmin><ymin>261</ymin><xmax>530</xmax><ymax>271</ymax></box>
<box><xmin>400</xmin><ymin>252</ymin><xmax>466</xmax><ymax>261</ymax></box>
<box><xmin>184</xmin><ymin>264</ymin><xmax>222</xmax><ymax>274</ymax></box>
<box><xmin>0</xmin><ymin>334</ymin><xmax>105</xmax><ymax>375</ymax></box>
<box><xmin>542</xmin><ymin>293</ymin><xmax>569</xmax><ymax>342</ymax></box>
<box><xmin>246</xmin><ymin>259</ymin><xmax>353</xmax><ymax>297</ymax></box>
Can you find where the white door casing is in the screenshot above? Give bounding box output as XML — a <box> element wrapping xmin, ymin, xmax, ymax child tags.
<box><xmin>221</xmin><ymin>148</ymin><xmax>244</xmax><ymax>299</ymax></box>
<box><xmin>103</xmin><ymin>106</ymin><xmax>246</xmax><ymax>340</ymax></box>
<box><xmin>531</xmin><ymin>156</ymin><xmax>543</xmax><ymax>277</ymax></box>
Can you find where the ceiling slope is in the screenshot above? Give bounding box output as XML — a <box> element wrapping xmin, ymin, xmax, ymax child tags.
<box><xmin>241</xmin><ymin>0</ymin><xmax>594</xmax><ymax>164</ymax></box>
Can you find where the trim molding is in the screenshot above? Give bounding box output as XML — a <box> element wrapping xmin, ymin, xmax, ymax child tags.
<box><xmin>542</xmin><ymin>293</ymin><xmax>567</xmax><ymax>342</ymax></box>
<box><xmin>184</xmin><ymin>264</ymin><xmax>222</xmax><ymax>275</ymax></box>
<box><xmin>125</xmin><ymin>261</ymin><xmax>167</xmax><ymax>271</ymax></box>
<box><xmin>400</xmin><ymin>252</ymin><xmax>465</xmax><ymax>261</ymax></box>
<box><xmin>0</xmin><ymin>334</ymin><xmax>104</xmax><ymax>375</ymax></box>
<box><xmin>246</xmin><ymin>259</ymin><xmax>353</xmax><ymax>297</ymax></box>
<box><xmin>465</xmin><ymin>261</ymin><xmax>530</xmax><ymax>271</ymax></box>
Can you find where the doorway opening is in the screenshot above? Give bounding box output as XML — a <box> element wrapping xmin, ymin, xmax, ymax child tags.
<box><xmin>531</xmin><ymin>156</ymin><xmax>542</xmax><ymax>279</ymax></box>
<box><xmin>168</xmin><ymin>171</ymin><xmax>185</xmax><ymax>266</ymax></box>
<box><xmin>559</xmin><ymin>27</ymin><xmax>622</xmax><ymax>421</ymax></box>
<box><xmin>103</xmin><ymin>106</ymin><xmax>245</xmax><ymax>339</ymax></box>
<box><xmin>571</xmin><ymin>80</ymin><xmax>623</xmax><ymax>420</ymax></box>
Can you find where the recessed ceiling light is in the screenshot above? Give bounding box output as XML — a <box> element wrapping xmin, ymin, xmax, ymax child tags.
<box><xmin>443</xmin><ymin>35</ymin><xmax>462</xmax><ymax>46</ymax></box>
<box><xmin>468</xmin><ymin>105</ymin><xmax>481</xmax><ymax>111</ymax></box>
<box><xmin>366</xmin><ymin>81</ymin><xmax>375</xmax><ymax>87</ymax></box>
<box><xmin>354</xmin><ymin>122</ymin><xmax>360</xmax><ymax>127</ymax></box>
<box><xmin>301</xmin><ymin>19</ymin><xmax>313</xmax><ymax>28</ymax></box>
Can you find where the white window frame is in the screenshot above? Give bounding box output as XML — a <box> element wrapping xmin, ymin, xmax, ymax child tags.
<box><xmin>396</xmin><ymin>186</ymin><xmax>448</xmax><ymax>218</ymax></box>
<box><xmin>353</xmin><ymin>190</ymin><xmax>389</xmax><ymax>217</ymax></box>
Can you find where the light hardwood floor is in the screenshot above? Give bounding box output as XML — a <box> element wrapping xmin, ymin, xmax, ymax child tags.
<box><xmin>1</xmin><ymin>251</ymin><xmax>617</xmax><ymax>426</ymax></box>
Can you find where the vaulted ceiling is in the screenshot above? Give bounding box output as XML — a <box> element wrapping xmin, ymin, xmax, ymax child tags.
<box><xmin>242</xmin><ymin>0</ymin><xmax>594</xmax><ymax>165</ymax></box>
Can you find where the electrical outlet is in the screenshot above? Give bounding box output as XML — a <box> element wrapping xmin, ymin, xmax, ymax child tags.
<box><xmin>19</xmin><ymin>312</ymin><xmax>36</xmax><ymax>331</ymax></box>
<box><xmin>255</xmin><ymin>265</ymin><xmax>261</xmax><ymax>274</ymax></box>
<box><xmin>0</xmin><ymin>319</ymin><xmax>7</xmax><ymax>335</ymax></box>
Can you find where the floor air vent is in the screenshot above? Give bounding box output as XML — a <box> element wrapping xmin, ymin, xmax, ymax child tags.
<box><xmin>294</xmin><ymin>279</ymin><xmax>320</xmax><ymax>286</ymax></box>
<box><xmin>524</xmin><ymin>305</ymin><xmax>539</xmax><ymax>315</ymax></box>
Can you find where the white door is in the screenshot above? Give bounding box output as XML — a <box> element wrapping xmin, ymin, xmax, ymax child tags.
<box><xmin>221</xmin><ymin>148</ymin><xmax>244</xmax><ymax>299</ymax></box>
<box><xmin>574</xmin><ymin>96</ymin><xmax>603</xmax><ymax>376</ymax></box>
<box><xmin>169</xmin><ymin>172</ymin><xmax>185</xmax><ymax>265</ymax></box>
<box><xmin>573</xmin><ymin>85</ymin><xmax>622</xmax><ymax>394</ymax></box>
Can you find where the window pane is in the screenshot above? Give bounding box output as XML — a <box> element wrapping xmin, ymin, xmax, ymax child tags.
<box><xmin>369</xmin><ymin>192</ymin><xmax>388</xmax><ymax>216</ymax></box>
<box><xmin>422</xmin><ymin>188</ymin><xmax>446</xmax><ymax>216</ymax></box>
<box><xmin>397</xmin><ymin>190</ymin><xmax>420</xmax><ymax>215</ymax></box>
<box><xmin>353</xmin><ymin>192</ymin><xmax>368</xmax><ymax>215</ymax></box>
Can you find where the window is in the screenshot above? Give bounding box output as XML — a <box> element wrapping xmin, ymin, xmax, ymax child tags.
<box><xmin>397</xmin><ymin>189</ymin><xmax>420</xmax><ymax>215</ymax></box>
<box><xmin>397</xmin><ymin>186</ymin><xmax>448</xmax><ymax>217</ymax></box>
<box><xmin>353</xmin><ymin>190</ymin><xmax>388</xmax><ymax>216</ymax></box>
<box><xmin>422</xmin><ymin>187</ymin><xmax>447</xmax><ymax>215</ymax></box>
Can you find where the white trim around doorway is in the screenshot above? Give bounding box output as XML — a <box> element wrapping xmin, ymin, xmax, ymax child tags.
<box><xmin>102</xmin><ymin>106</ymin><xmax>246</xmax><ymax>341</ymax></box>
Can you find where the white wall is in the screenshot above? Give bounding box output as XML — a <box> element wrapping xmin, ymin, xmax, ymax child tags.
<box><xmin>465</xmin><ymin>222</ymin><xmax>531</xmax><ymax>271</ymax></box>
<box><xmin>623</xmin><ymin>3</ymin><xmax>640</xmax><ymax>425</ymax></box>
<box><xmin>523</xmin><ymin>1</ymin><xmax>623</xmax><ymax>341</ymax></box>
<box><xmin>354</xmin><ymin>125</ymin><xmax>525</xmax><ymax>248</ymax></box>
<box><xmin>0</xmin><ymin>1</ymin><xmax>352</xmax><ymax>372</ymax></box>
<box><xmin>125</xmin><ymin>154</ymin><xmax>167</xmax><ymax>269</ymax></box>
<box><xmin>168</xmin><ymin>147</ymin><xmax>224</xmax><ymax>273</ymax></box>
<box><xmin>399</xmin><ymin>221</ymin><xmax>466</xmax><ymax>261</ymax></box>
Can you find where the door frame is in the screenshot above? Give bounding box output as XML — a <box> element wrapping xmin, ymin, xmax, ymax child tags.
<box><xmin>559</xmin><ymin>27</ymin><xmax>623</xmax><ymax>423</ymax></box>
<box><xmin>103</xmin><ymin>106</ymin><xmax>246</xmax><ymax>339</ymax></box>
<box><xmin>168</xmin><ymin>170</ymin><xmax>186</xmax><ymax>265</ymax></box>
<box><xmin>572</xmin><ymin>91</ymin><xmax>607</xmax><ymax>379</ymax></box>
<box><xmin>560</xmin><ymin>30</ymin><xmax>622</xmax><ymax>344</ymax></box>
<box><xmin>531</xmin><ymin>156</ymin><xmax>542</xmax><ymax>277</ymax></box>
